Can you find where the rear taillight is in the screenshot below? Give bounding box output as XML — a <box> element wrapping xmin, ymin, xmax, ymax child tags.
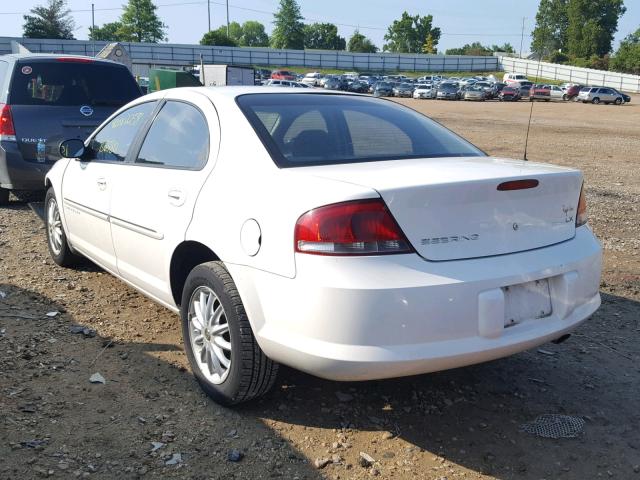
<box><xmin>576</xmin><ymin>184</ymin><xmax>588</xmax><ymax>227</ymax></box>
<box><xmin>294</xmin><ymin>199</ymin><xmax>412</xmax><ymax>255</ymax></box>
<box><xmin>0</xmin><ymin>103</ymin><xmax>16</xmax><ymax>140</ymax></box>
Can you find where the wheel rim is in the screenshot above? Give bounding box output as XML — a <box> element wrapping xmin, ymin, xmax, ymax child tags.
<box><xmin>47</xmin><ymin>198</ymin><xmax>63</xmax><ymax>255</ymax></box>
<box><xmin>188</xmin><ymin>286</ymin><xmax>231</xmax><ymax>385</ymax></box>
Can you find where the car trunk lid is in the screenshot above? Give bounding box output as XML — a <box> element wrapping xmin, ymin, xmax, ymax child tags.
<box><xmin>300</xmin><ymin>157</ymin><xmax>583</xmax><ymax>261</ymax></box>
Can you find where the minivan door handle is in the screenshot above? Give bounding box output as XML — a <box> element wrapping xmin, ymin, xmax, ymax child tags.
<box><xmin>96</xmin><ymin>178</ymin><xmax>107</xmax><ymax>191</ymax></box>
<box><xmin>168</xmin><ymin>189</ymin><xmax>186</xmax><ymax>206</ymax></box>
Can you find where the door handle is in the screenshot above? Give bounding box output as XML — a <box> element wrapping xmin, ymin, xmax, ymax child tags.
<box><xmin>96</xmin><ymin>178</ymin><xmax>107</xmax><ymax>191</ymax></box>
<box><xmin>168</xmin><ymin>189</ymin><xmax>186</xmax><ymax>206</ymax></box>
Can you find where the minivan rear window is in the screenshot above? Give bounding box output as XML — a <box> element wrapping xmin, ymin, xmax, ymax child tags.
<box><xmin>10</xmin><ymin>60</ymin><xmax>140</xmax><ymax>106</ymax></box>
<box><xmin>237</xmin><ymin>93</ymin><xmax>485</xmax><ymax>168</ymax></box>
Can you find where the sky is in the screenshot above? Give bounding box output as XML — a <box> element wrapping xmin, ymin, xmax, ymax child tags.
<box><xmin>1</xmin><ymin>0</ymin><xmax>638</xmax><ymax>54</ymax></box>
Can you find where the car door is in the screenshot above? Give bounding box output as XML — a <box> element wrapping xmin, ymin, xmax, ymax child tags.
<box><xmin>61</xmin><ymin>100</ymin><xmax>157</xmax><ymax>272</ymax></box>
<box><xmin>599</xmin><ymin>88</ymin><xmax>615</xmax><ymax>102</ymax></box>
<box><xmin>109</xmin><ymin>92</ymin><xmax>219</xmax><ymax>306</ymax></box>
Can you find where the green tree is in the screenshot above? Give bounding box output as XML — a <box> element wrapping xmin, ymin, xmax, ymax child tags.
<box><xmin>271</xmin><ymin>0</ymin><xmax>305</xmax><ymax>49</ymax></box>
<box><xmin>224</xmin><ymin>21</ymin><xmax>243</xmax><ymax>44</ymax></box>
<box><xmin>610</xmin><ymin>27</ymin><xmax>640</xmax><ymax>74</ymax></box>
<box><xmin>531</xmin><ymin>0</ymin><xmax>569</xmax><ymax>57</ymax></box>
<box><xmin>118</xmin><ymin>0</ymin><xmax>166</xmax><ymax>43</ymax></box>
<box><xmin>347</xmin><ymin>31</ymin><xmax>378</xmax><ymax>53</ymax></box>
<box><xmin>303</xmin><ymin>23</ymin><xmax>346</xmax><ymax>50</ymax></box>
<box><xmin>566</xmin><ymin>0</ymin><xmax>626</xmax><ymax>58</ymax></box>
<box><xmin>491</xmin><ymin>43</ymin><xmax>515</xmax><ymax>53</ymax></box>
<box><xmin>23</xmin><ymin>0</ymin><xmax>75</xmax><ymax>39</ymax></box>
<box><xmin>239</xmin><ymin>21</ymin><xmax>269</xmax><ymax>47</ymax></box>
<box><xmin>383</xmin><ymin>12</ymin><xmax>441</xmax><ymax>53</ymax></box>
<box><xmin>200</xmin><ymin>30</ymin><xmax>238</xmax><ymax>47</ymax></box>
<box><xmin>445</xmin><ymin>42</ymin><xmax>492</xmax><ymax>56</ymax></box>
<box><xmin>89</xmin><ymin>22</ymin><xmax>124</xmax><ymax>41</ymax></box>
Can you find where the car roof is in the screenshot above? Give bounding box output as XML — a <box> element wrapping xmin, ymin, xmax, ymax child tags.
<box><xmin>173</xmin><ymin>86</ymin><xmax>361</xmax><ymax>101</ymax></box>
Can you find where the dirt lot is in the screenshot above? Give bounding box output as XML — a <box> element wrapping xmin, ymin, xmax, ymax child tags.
<box><xmin>1</xmin><ymin>99</ymin><xmax>639</xmax><ymax>480</ymax></box>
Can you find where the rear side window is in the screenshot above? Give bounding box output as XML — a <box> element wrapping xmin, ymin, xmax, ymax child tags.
<box><xmin>89</xmin><ymin>102</ymin><xmax>155</xmax><ymax>162</ymax></box>
<box><xmin>135</xmin><ymin>101</ymin><xmax>209</xmax><ymax>169</ymax></box>
<box><xmin>10</xmin><ymin>60</ymin><xmax>140</xmax><ymax>106</ymax></box>
<box><xmin>0</xmin><ymin>61</ymin><xmax>8</xmax><ymax>93</ymax></box>
<box><xmin>237</xmin><ymin>93</ymin><xmax>485</xmax><ymax>168</ymax></box>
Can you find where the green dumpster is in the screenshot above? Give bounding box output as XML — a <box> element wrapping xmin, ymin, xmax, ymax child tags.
<box><xmin>148</xmin><ymin>69</ymin><xmax>202</xmax><ymax>92</ymax></box>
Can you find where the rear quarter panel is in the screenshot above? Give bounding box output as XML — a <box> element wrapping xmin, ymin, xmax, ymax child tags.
<box><xmin>186</xmin><ymin>95</ymin><xmax>376</xmax><ymax>279</ymax></box>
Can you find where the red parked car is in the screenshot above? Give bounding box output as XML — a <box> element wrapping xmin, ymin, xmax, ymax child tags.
<box><xmin>271</xmin><ymin>70</ymin><xmax>296</xmax><ymax>81</ymax></box>
<box><xmin>530</xmin><ymin>84</ymin><xmax>551</xmax><ymax>102</ymax></box>
<box><xmin>563</xmin><ymin>84</ymin><xmax>582</xmax><ymax>101</ymax></box>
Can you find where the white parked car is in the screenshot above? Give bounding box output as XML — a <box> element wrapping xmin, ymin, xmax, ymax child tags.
<box><xmin>301</xmin><ymin>72</ymin><xmax>322</xmax><ymax>87</ymax></box>
<box><xmin>413</xmin><ymin>83</ymin><xmax>435</xmax><ymax>99</ymax></box>
<box><xmin>503</xmin><ymin>73</ymin><xmax>529</xmax><ymax>85</ymax></box>
<box><xmin>44</xmin><ymin>88</ymin><xmax>602</xmax><ymax>405</ymax></box>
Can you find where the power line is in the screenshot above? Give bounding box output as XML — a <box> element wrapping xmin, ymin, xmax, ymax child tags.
<box><xmin>0</xmin><ymin>1</ymin><xmax>532</xmax><ymax>37</ymax></box>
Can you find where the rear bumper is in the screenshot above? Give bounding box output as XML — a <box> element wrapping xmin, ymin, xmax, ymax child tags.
<box><xmin>228</xmin><ymin>227</ymin><xmax>602</xmax><ymax>381</ymax></box>
<box><xmin>0</xmin><ymin>141</ymin><xmax>50</xmax><ymax>190</ymax></box>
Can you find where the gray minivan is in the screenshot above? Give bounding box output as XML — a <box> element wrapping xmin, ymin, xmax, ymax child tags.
<box><xmin>0</xmin><ymin>54</ymin><xmax>141</xmax><ymax>204</ymax></box>
<box><xmin>577</xmin><ymin>86</ymin><xmax>625</xmax><ymax>105</ymax></box>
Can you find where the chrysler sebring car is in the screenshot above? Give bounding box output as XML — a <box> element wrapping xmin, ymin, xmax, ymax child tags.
<box><xmin>44</xmin><ymin>88</ymin><xmax>602</xmax><ymax>405</ymax></box>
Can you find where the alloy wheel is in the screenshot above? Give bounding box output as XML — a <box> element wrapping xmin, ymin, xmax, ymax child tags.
<box><xmin>47</xmin><ymin>198</ymin><xmax>63</xmax><ymax>256</ymax></box>
<box><xmin>188</xmin><ymin>286</ymin><xmax>232</xmax><ymax>385</ymax></box>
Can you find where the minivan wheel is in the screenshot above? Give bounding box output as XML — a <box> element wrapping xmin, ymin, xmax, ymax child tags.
<box><xmin>614</xmin><ymin>98</ymin><xmax>622</xmax><ymax>105</ymax></box>
<box><xmin>0</xmin><ymin>187</ymin><xmax>9</xmax><ymax>206</ymax></box>
<box><xmin>592</xmin><ymin>97</ymin><xmax>600</xmax><ymax>104</ymax></box>
<box><xmin>45</xmin><ymin>187</ymin><xmax>82</xmax><ymax>267</ymax></box>
<box><xmin>181</xmin><ymin>261</ymin><xmax>278</xmax><ymax>406</ymax></box>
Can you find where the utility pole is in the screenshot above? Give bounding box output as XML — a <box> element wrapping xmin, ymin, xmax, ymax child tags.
<box><xmin>519</xmin><ymin>17</ymin><xmax>525</xmax><ymax>58</ymax></box>
<box><xmin>226</xmin><ymin>0</ymin><xmax>230</xmax><ymax>36</ymax></box>
<box><xmin>207</xmin><ymin>0</ymin><xmax>211</xmax><ymax>32</ymax></box>
<box><xmin>91</xmin><ymin>3</ymin><xmax>95</xmax><ymax>55</ymax></box>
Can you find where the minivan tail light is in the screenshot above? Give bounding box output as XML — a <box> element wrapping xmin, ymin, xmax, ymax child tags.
<box><xmin>0</xmin><ymin>103</ymin><xmax>16</xmax><ymax>140</ymax></box>
<box><xmin>294</xmin><ymin>199</ymin><xmax>413</xmax><ymax>255</ymax></box>
<box><xmin>576</xmin><ymin>184</ymin><xmax>588</xmax><ymax>227</ymax></box>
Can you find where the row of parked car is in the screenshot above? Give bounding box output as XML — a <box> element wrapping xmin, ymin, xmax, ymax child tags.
<box><xmin>269</xmin><ymin>69</ymin><xmax>632</xmax><ymax>106</ymax></box>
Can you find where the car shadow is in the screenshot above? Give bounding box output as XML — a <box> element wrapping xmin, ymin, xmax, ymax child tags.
<box><xmin>242</xmin><ymin>292</ymin><xmax>640</xmax><ymax>479</ymax></box>
<box><xmin>0</xmin><ymin>283</ymin><xmax>323</xmax><ymax>479</ymax></box>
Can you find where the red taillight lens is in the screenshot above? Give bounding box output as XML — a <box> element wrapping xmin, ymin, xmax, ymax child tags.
<box><xmin>0</xmin><ymin>103</ymin><xmax>16</xmax><ymax>137</ymax></box>
<box><xmin>497</xmin><ymin>179</ymin><xmax>539</xmax><ymax>191</ymax></box>
<box><xmin>294</xmin><ymin>199</ymin><xmax>412</xmax><ymax>255</ymax></box>
<box><xmin>576</xmin><ymin>184</ymin><xmax>588</xmax><ymax>227</ymax></box>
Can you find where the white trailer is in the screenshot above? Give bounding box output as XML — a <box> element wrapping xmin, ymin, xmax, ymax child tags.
<box><xmin>200</xmin><ymin>65</ymin><xmax>254</xmax><ymax>86</ymax></box>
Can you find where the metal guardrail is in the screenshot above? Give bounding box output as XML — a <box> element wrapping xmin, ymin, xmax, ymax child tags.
<box><xmin>0</xmin><ymin>37</ymin><xmax>498</xmax><ymax>73</ymax></box>
<box><xmin>499</xmin><ymin>56</ymin><xmax>640</xmax><ymax>93</ymax></box>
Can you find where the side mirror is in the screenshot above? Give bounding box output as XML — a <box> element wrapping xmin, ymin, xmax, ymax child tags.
<box><xmin>59</xmin><ymin>139</ymin><xmax>86</xmax><ymax>159</ymax></box>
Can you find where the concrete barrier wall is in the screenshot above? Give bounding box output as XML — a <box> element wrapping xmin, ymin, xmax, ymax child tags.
<box><xmin>499</xmin><ymin>56</ymin><xmax>640</xmax><ymax>93</ymax></box>
<box><xmin>0</xmin><ymin>37</ymin><xmax>498</xmax><ymax>73</ymax></box>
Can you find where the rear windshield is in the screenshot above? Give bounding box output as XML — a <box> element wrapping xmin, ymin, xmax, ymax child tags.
<box><xmin>236</xmin><ymin>93</ymin><xmax>485</xmax><ymax>168</ymax></box>
<box><xmin>10</xmin><ymin>60</ymin><xmax>140</xmax><ymax>106</ymax></box>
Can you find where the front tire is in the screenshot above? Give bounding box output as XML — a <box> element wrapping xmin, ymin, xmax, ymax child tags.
<box><xmin>614</xmin><ymin>98</ymin><xmax>622</xmax><ymax>105</ymax></box>
<box><xmin>592</xmin><ymin>97</ymin><xmax>600</xmax><ymax>104</ymax></box>
<box><xmin>45</xmin><ymin>187</ymin><xmax>82</xmax><ymax>267</ymax></box>
<box><xmin>181</xmin><ymin>262</ymin><xmax>278</xmax><ymax>406</ymax></box>
<box><xmin>0</xmin><ymin>187</ymin><xmax>9</xmax><ymax>206</ymax></box>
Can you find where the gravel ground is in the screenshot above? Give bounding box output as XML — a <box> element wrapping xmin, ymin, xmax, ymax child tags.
<box><xmin>1</xmin><ymin>98</ymin><xmax>639</xmax><ymax>480</ymax></box>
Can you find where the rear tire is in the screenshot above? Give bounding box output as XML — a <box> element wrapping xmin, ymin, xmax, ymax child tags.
<box><xmin>45</xmin><ymin>187</ymin><xmax>83</xmax><ymax>267</ymax></box>
<box><xmin>181</xmin><ymin>261</ymin><xmax>279</xmax><ymax>406</ymax></box>
<box><xmin>562</xmin><ymin>94</ymin><xmax>569</xmax><ymax>101</ymax></box>
<box><xmin>0</xmin><ymin>187</ymin><xmax>9</xmax><ymax>206</ymax></box>
<box><xmin>592</xmin><ymin>97</ymin><xmax>600</xmax><ymax>104</ymax></box>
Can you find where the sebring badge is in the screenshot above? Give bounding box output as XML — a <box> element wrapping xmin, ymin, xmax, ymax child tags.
<box><xmin>79</xmin><ymin>105</ymin><xmax>94</xmax><ymax>117</ymax></box>
<box><xmin>421</xmin><ymin>234</ymin><xmax>479</xmax><ymax>245</ymax></box>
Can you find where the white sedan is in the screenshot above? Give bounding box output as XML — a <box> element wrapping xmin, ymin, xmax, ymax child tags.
<box><xmin>44</xmin><ymin>87</ymin><xmax>602</xmax><ymax>405</ymax></box>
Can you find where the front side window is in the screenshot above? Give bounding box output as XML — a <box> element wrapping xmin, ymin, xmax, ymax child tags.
<box><xmin>237</xmin><ymin>93</ymin><xmax>485</xmax><ymax>168</ymax></box>
<box><xmin>89</xmin><ymin>102</ymin><xmax>155</xmax><ymax>162</ymax></box>
<box><xmin>135</xmin><ymin>101</ymin><xmax>209</xmax><ymax>169</ymax></box>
